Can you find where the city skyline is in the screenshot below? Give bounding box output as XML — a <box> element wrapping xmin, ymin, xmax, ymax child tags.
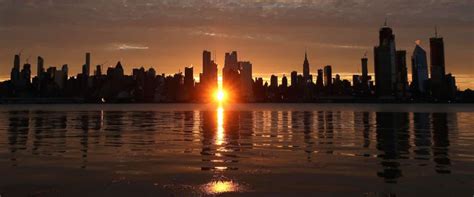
<box><xmin>1</xmin><ymin>0</ymin><xmax>473</xmax><ymax>82</ymax></box>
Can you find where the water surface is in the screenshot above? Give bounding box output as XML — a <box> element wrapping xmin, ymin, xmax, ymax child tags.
<box><xmin>0</xmin><ymin>104</ymin><xmax>473</xmax><ymax>196</ymax></box>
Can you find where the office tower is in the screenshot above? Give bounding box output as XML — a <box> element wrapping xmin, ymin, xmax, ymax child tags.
<box><xmin>54</xmin><ymin>64</ymin><xmax>68</xmax><ymax>89</ymax></box>
<box><xmin>270</xmin><ymin>75</ymin><xmax>278</xmax><ymax>88</ymax></box>
<box><xmin>282</xmin><ymin>75</ymin><xmax>288</xmax><ymax>88</ymax></box>
<box><xmin>324</xmin><ymin>65</ymin><xmax>332</xmax><ymax>87</ymax></box>
<box><xmin>85</xmin><ymin>52</ymin><xmax>91</xmax><ymax>77</ymax></box>
<box><xmin>95</xmin><ymin>65</ymin><xmax>102</xmax><ymax>76</ymax></box>
<box><xmin>11</xmin><ymin>54</ymin><xmax>21</xmax><ymax>84</ymax></box>
<box><xmin>316</xmin><ymin>69</ymin><xmax>323</xmax><ymax>88</ymax></box>
<box><xmin>374</xmin><ymin>22</ymin><xmax>397</xmax><ymax>97</ymax></box>
<box><xmin>303</xmin><ymin>52</ymin><xmax>310</xmax><ymax>83</ymax></box>
<box><xmin>21</xmin><ymin>63</ymin><xmax>31</xmax><ymax>85</ymax></box>
<box><xmin>430</xmin><ymin>30</ymin><xmax>447</xmax><ymax>99</ymax></box>
<box><xmin>223</xmin><ymin>51</ymin><xmax>240</xmax><ymax>94</ymax></box>
<box><xmin>395</xmin><ymin>50</ymin><xmax>408</xmax><ymax>97</ymax></box>
<box><xmin>240</xmin><ymin>61</ymin><xmax>253</xmax><ymax>100</ymax></box>
<box><xmin>291</xmin><ymin>71</ymin><xmax>298</xmax><ymax>86</ymax></box>
<box><xmin>224</xmin><ymin>51</ymin><xmax>239</xmax><ymax>71</ymax></box>
<box><xmin>411</xmin><ymin>44</ymin><xmax>429</xmax><ymax>93</ymax></box>
<box><xmin>184</xmin><ymin>66</ymin><xmax>194</xmax><ymax>90</ymax></box>
<box><xmin>37</xmin><ymin>56</ymin><xmax>44</xmax><ymax>79</ymax></box>
<box><xmin>202</xmin><ymin>50</ymin><xmax>218</xmax><ymax>89</ymax></box>
<box><xmin>361</xmin><ymin>57</ymin><xmax>368</xmax><ymax>84</ymax></box>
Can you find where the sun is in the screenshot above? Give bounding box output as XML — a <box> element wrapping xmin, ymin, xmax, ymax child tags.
<box><xmin>215</xmin><ymin>89</ymin><xmax>226</xmax><ymax>102</ymax></box>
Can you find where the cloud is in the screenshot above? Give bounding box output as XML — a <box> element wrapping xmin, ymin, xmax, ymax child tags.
<box><xmin>113</xmin><ymin>43</ymin><xmax>149</xmax><ymax>50</ymax></box>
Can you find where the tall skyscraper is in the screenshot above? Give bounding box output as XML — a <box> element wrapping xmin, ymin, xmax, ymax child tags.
<box><xmin>316</xmin><ymin>69</ymin><xmax>324</xmax><ymax>88</ymax></box>
<box><xmin>374</xmin><ymin>22</ymin><xmax>397</xmax><ymax>97</ymax></box>
<box><xmin>395</xmin><ymin>50</ymin><xmax>408</xmax><ymax>97</ymax></box>
<box><xmin>85</xmin><ymin>52</ymin><xmax>91</xmax><ymax>77</ymax></box>
<box><xmin>290</xmin><ymin>71</ymin><xmax>298</xmax><ymax>86</ymax></box>
<box><xmin>361</xmin><ymin>57</ymin><xmax>368</xmax><ymax>84</ymax></box>
<box><xmin>430</xmin><ymin>30</ymin><xmax>447</xmax><ymax>99</ymax></box>
<box><xmin>282</xmin><ymin>75</ymin><xmax>288</xmax><ymax>88</ymax></box>
<box><xmin>411</xmin><ymin>44</ymin><xmax>429</xmax><ymax>93</ymax></box>
<box><xmin>303</xmin><ymin>52</ymin><xmax>310</xmax><ymax>83</ymax></box>
<box><xmin>270</xmin><ymin>75</ymin><xmax>278</xmax><ymax>88</ymax></box>
<box><xmin>37</xmin><ymin>56</ymin><xmax>44</xmax><ymax>79</ymax></box>
<box><xmin>184</xmin><ymin>66</ymin><xmax>194</xmax><ymax>90</ymax></box>
<box><xmin>239</xmin><ymin>61</ymin><xmax>253</xmax><ymax>101</ymax></box>
<box><xmin>223</xmin><ymin>51</ymin><xmax>240</xmax><ymax>94</ymax></box>
<box><xmin>11</xmin><ymin>54</ymin><xmax>21</xmax><ymax>84</ymax></box>
<box><xmin>324</xmin><ymin>65</ymin><xmax>332</xmax><ymax>87</ymax></box>
<box><xmin>21</xmin><ymin>63</ymin><xmax>31</xmax><ymax>85</ymax></box>
<box><xmin>201</xmin><ymin>50</ymin><xmax>218</xmax><ymax>99</ymax></box>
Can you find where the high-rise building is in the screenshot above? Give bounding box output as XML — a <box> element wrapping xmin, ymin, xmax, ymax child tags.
<box><xmin>240</xmin><ymin>61</ymin><xmax>253</xmax><ymax>100</ymax></box>
<box><xmin>282</xmin><ymin>75</ymin><xmax>288</xmax><ymax>88</ymax></box>
<box><xmin>21</xmin><ymin>63</ymin><xmax>32</xmax><ymax>85</ymax></box>
<box><xmin>324</xmin><ymin>65</ymin><xmax>332</xmax><ymax>87</ymax></box>
<box><xmin>85</xmin><ymin>52</ymin><xmax>91</xmax><ymax>77</ymax></box>
<box><xmin>37</xmin><ymin>56</ymin><xmax>44</xmax><ymax>79</ymax></box>
<box><xmin>55</xmin><ymin>64</ymin><xmax>68</xmax><ymax>89</ymax></box>
<box><xmin>223</xmin><ymin>51</ymin><xmax>240</xmax><ymax>94</ymax></box>
<box><xmin>11</xmin><ymin>54</ymin><xmax>21</xmax><ymax>84</ymax></box>
<box><xmin>202</xmin><ymin>50</ymin><xmax>218</xmax><ymax>89</ymax></box>
<box><xmin>290</xmin><ymin>71</ymin><xmax>298</xmax><ymax>87</ymax></box>
<box><xmin>184</xmin><ymin>66</ymin><xmax>194</xmax><ymax>90</ymax></box>
<box><xmin>361</xmin><ymin>57</ymin><xmax>368</xmax><ymax>84</ymax></box>
<box><xmin>395</xmin><ymin>50</ymin><xmax>408</xmax><ymax>97</ymax></box>
<box><xmin>316</xmin><ymin>69</ymin><xmax>323</xmax><ymax>88</ymax></box>
<box><xmin>270</xmin><ymin>75</ymin><xmax>278</xmax><ymax>88</ymax></box>
<box><xmin>430</xmin><ymin>30</ymin><xmax>447</xmax><ymax>99</ymax></box>
<box><xmin>303</xmin><ymin>52</ymin><xmax>310</xmax><ymax>83</ymax></box>
<box><xmin>411</xmin><ymin>44</ymin><xmax>429</xmax><ymax>93</ymax></box>
<box><xmin>374</xmin><ymin>22</ymin><xmax>397</xmax><ymax>97</ymax></box>
<box><xmin>95</xmin><ymin>65</ymin><xmax>102</xmax><ymax>76</ymax></box>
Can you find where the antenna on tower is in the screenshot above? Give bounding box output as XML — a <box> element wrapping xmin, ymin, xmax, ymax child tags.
<box><xmin>384</xmin><ymin>17</ymin><xmax>388</xmax><ymax>26</ymax></box>
<box><xmin>435</xmin><ymin>25</ymin><xmax>438</xmax><ymax>38</ymax></box>
<box><xmin>363</xmin><ymin>51</ymin><xmax>368</xmax><ymax>58</ymax></box>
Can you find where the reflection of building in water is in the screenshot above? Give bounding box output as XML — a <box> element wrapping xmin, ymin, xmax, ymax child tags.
<box><xmin>432</xmin><ymin>113</ymin><xmax>451</xmax><ymax>174</ymax></box>
<box><xmin>104</xmin><ymin>111</ymin><xmax>124</xmax><ymax>147</ymax></box>
<box><xmin>303</xmin><ymin>111</ymin><xmax>315</xmax><ymax>162</ymax></box>
<box><xmin>354</xmin><ymin>112</ymin><xmax>372</xmax><ymax>150</ymax></box>
<box><xmin>375</xmin><ymin>112</ymin><xmax>409</xmax><ymax>183</ymax></box>
<box><xmin>200</xmin><ymin>108</ymin><xmax>243</xmax><ymax>171</ymax></box>
<box><xmin>7</xmin><ymin>111</ymin><xmax>30</xmax><ymax>166</ymax></box>
<box><xmin>79</xmin><ymin>112</ymin><xmax>90</xmax><ymax>168</ymax></box>
<box><xmin>413</xmin><ymin>113</ymin><xmax>431</xmax><ymax>160</ymax></box>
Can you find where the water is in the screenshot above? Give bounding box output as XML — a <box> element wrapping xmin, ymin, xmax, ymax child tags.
<box><xmin>0</xmin><ymin>104</ymin><xmax>473</xmax><ymax>196</ymax></box>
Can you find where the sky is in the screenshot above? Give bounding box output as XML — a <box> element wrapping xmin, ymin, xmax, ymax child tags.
<box><xmin>0</xmin><ymin>0</ymin><xmax>473</xmax><ymax>87</ymax></box>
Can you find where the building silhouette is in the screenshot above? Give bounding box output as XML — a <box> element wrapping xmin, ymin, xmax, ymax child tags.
<box><xmin>303</xmin><ymin>52</ymin><xmax>311</xmax><ymax>83</ymax></box>
<box><xmin>411</xmin><ymin>43</ymin><xmax>429</xmax><ymax>94</ymax></box>
<box><xmin>374</xmin><ymin>21</ymin><xmax>397</xmax><ymax>98</ymax></box>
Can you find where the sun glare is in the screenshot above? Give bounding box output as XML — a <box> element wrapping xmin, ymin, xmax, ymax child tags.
<box><xmin>215</xmin><ymin>89</ymin><xmax>226</xmax><ymax>102</ymax></box>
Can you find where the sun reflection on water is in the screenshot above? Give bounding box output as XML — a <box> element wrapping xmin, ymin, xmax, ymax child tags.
<box><xmin>216</xmin><ymin>106</ymin><xmax>224</xmax><ymax>146</ymax></box>
<box><xmin>201</xmin><ymin>180</ymin><xmax>242</xmax><ymax>195</ymax></box>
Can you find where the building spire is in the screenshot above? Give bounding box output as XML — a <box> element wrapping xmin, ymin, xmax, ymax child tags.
<box><xmin>435</xmin><ymin>25</ymin><xmax>438</xmax><ymax>38</ymax></box>
<box><xmin>384</xmin><ymin>17</ymin><xmax>388</xmax><ymax>27</ymax></box>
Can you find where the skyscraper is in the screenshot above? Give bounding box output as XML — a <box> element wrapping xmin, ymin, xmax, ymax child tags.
<box><xmin>303</xmin><ymin>52</ymin><xmax>310</xmax><ymax>83</ymax></box>
<box><xmin>290</xmin><ymin>71</ymin><xmax>298</xmax><ymax>87</ymax></box>
<box><xmin>37</xmin><ymin>56</ymin><xmax>44</xmax><ymax>80</ymax></box>
<box><xmin>361</xmin><ymin>57</ymin><xmax>369</xmax><ymax>85</ymax></box>
<box><xmin>240</xmin><ymin>61</ymin><xmax>253</xmax><ymax>101</ymax></box>
<box><xmin>11</xmin><ymin>54</ymin><xmax>21</xmax><ymax>85</ymax></box>
<box><xmin>316</xmin><ymin>69</ymin><xmax>324</xmax><ymax>88</ymax></box>
<box><xmin>395</xmin><ymin>50</ymin><xmax>408</xmax><ymax>97</ymax></box>
<box><xmin>374</xmin><ymin>22</ymin><xmax>397</xmax><ymax>97</ymax></box>
<box><xmin>223</xmin><ymin>51</ymin><xmax>240</xmax><ymax>95</ymax></box>
<box><xmin>184</xmin><ymin>66</ymin><xmax>194</xmax><ymax>90</ymax></box>
<box><xmin>411</xmin><ymin>44</ymin><xmax>429</xmax><ymax>93</ymax></box>
<box><xmin>270</xmin><ymin>75</ymin><xmax>278</xmax><ymax>88</ymax></box>
<box><xmin>85</xmin><ymin>52</ymin><xmax>91</xmax><ymax>77</ymax></box>
<box><xmin>201</xmin><ymin>50</ymin><xmax>218</xmax><ymax>101</ymax></box>
<box><xmin>324</xmin><ymin>65</ymin><xmax>332</xmax><ymax>87</ymax></box>
<box><xmin>430</xmin><ymin>30</ymin><xmax>447</xmax><ymax>99</ymax></box>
